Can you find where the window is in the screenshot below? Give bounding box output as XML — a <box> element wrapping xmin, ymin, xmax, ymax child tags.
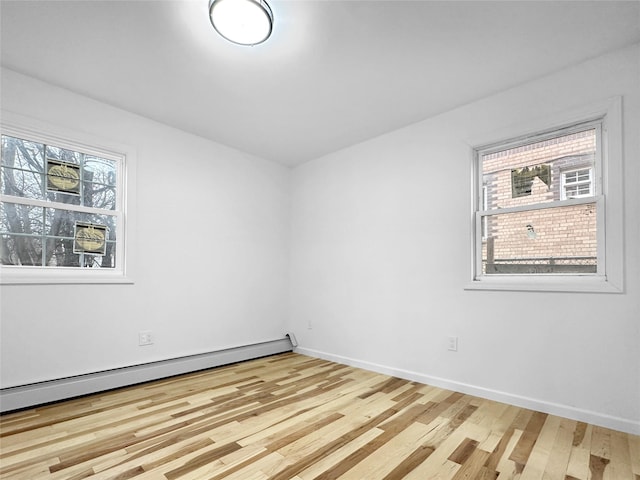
<box><xmin>476</xmin><ymin>123</ymin><xmax>600</xmax><ymax>277</ymax></box>
<box><xmin>0</xmin><ymin>120</ymin><xmax>133</xmax><ymax>284</ymax></box>
<box><xmin>561</xmin><ymin>167</ymin><xmax>593</xmax><ymax>199</ymax></box>
<box><xmin>468</xmin><ymin>98</ymin><xmax>624</xmax><ymax>293</ymax></box>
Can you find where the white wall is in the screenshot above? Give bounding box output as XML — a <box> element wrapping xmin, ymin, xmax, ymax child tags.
<box><xmin>0</xmin><ymin>68</ymin><xmax>290</xmax><ymax>388</ymax></box>
<box><xmin>289</xmin><ymin>44</ymin><xmax>640</xmax><ymax>434</ymax></box>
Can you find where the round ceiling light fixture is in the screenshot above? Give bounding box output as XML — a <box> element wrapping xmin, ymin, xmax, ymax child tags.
<box><xmin>209</xmin><ymin>0</ymin><xmax>273</xmax><ymax>46</ymax></box>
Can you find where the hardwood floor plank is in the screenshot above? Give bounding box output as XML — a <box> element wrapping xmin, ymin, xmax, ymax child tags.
<box><xmin>451</xmin><ymin>447</ymin><xmax>491</xmax><ymax>480</ymax></box>
<box><xmin>572</xmin><ymin>422</ymin><xmax>588</xmax><ymax>447</ymax></box>
<box><xmin>565</xmin><ymin>423</ymin><xmax>593</xmax><ymax>480</ymax></box>
<box><xmin>589</xmin><ymin>454</ymin><xmax>610</xmax><ymax>480</ymax></box>
<box><xmin>401</xmin><ymin>422</ymin><xmax>473</xmax><ymax>479</ymax></box>
<box><xmin>483</xmin><ymin>406</ymin><xmax>522</xmax><ymax>471</ymax></box>
<box><xmin>519</xmin><ymin>414</ymin><xmax>561</xmax><ymax>480</ymax></box>
<box><xmin>542</xmin><ymin>418</ymin><xmax>575</xmax><ymax>480</ymax></box>
<box><xmin>629</xmin><ymin>432</ymin><xmax>640</xmax><ymax>476</ymax></box>
<box><xmin>476</xmin><ymin>404</ymin><xmax>519</xmax><ymax>455</ymax></box>
<box><xmin>591</xmin><ymin>426</ymin><xmax>612</xmax><ymax>460</ymax></box>
<box><xmin>1</xmin><ymin>353</ymin><xmax>638</xmax><ymax>480</ymax></box>
<box><xmin>163</xmin><ymin>441</ymin><xmax>243</xmax><ymax>479</ymax></box>
<box><xmin>495</xmin><ymin>428</ymin><xmax>524</xmax><ymax>480</ymax></box>
<box><xmin>607</xmin><ymin>429</ymin><xmax>634</xmax><ymax>479</ymax></box>
<box><xmin>294</xmin><ymin>429</ymin><xmax>382</xmax><ymax>480</ymax></box>
<box><xmin>133</xmin><ymin>437</ymin><xmax>216</xmax><ymax>472</ymax></box>
<box><xmin>449</xmin><ymin>437</ymin><xmax>480</xmax><ymax>465</ymax></box>
<box><xmin>509</xmin><ymin>411</ymin><xmax>548</xmax><ymax>472</ymax></box>
<box><xmin>380</xmin><ymin>443</ymin><xmax>435</xmax><ymax>480</ymax></box>
<box><xmin>266</xmin><ymin>412</ymin><xmax>397</xmax><ymax>479</ymax></box>
<box><xmin>326</xmin><ymin>422</ymin><xmax>432</xmax><ymax>479</ymax></box>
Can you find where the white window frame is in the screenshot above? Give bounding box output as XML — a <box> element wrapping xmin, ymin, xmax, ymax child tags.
<box><xmin>466</xmin><ymin>97</ymin><xmax>623</xmax><ymax>293</ymax></box>
<box><xmin>1</xmin><ymin>112</ymin><xmax>135</xmax><ymax>284</ymax></box>
<box><xmin>561</xmin><ymin>167</ymin><xmax>593</xmax><ymax>200</ymax></box>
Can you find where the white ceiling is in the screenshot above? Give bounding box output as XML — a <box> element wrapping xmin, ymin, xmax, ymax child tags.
<box><xmin>1</xmin><ymin>1</ymin><xmax>639</xmax><ymax>167</ymax></box>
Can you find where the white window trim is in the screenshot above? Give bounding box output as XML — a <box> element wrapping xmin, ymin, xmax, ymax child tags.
<box><xmin>1</xmin><ymin>111</ymin><xmax>136</xmax><ymax>285</ymax></box>
<box><xmin>465</xmin><ymin>96</ymin><xmax>623</xmax><ymax>293</ymax></box>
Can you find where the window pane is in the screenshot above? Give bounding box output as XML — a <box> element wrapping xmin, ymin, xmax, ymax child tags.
<box><xmin>564</xmin><ymin>172</ymin><xmax>579</xmax><ymax>184</ymax></box>
<box><xmin>83</xmin><ymin>182</ymin><xmax>116</xmax><ymax>210</ymax></box>
<box><xmin>1</xmin><ymin>234</ymin><xmax>43</xmax><ymax>266</ymax></box>
<box><xmin>481</xmin><ymin>129</ymin><xmax>596</xmax><ymax>210</ymax></box>
<box><xmin>1</xmin><ymin>135</ymin><xmax>44</xmax><ymax>172</ymax></box>
<box><xmin>46</xmin><ymin>189</ymin><xmax>82</xmax><ymax>205</ymax></box>
<box><xmin>84</xmin><ymin>156</ymin><xmax>116</xmax><ymax>186</ymax></box>
<box><xmin>44</xmin><ymin>237</ymin><xmax>78</xmax><ymax>267</ymax></box>
<box><xmin>577</xmin><ymin>170</ymin><xmax>590</xmax><ymax>181</ymax></box>
<box><xmin>42</xmin><ymin>237</ymin><xmax>116</xmax><ymax>268</ymax></box>
<box><xmin>45</xmin><ymin>145</ymin><xmax>81</xmax><ymax>165</ymax></box>
<box><xmin>2</xmin><ymin>167</ymin><xmax>44</xmax><ymax>199</ymax></box>
<box><xmin>45</xmin><ymin>209</ymin><xmax>116</xmax><ymax>241</ymax></box>
<box><xmin>577</xmin><ymin>184</ymin><xmax>591</xmax><ymax>195</ymax></box>
<box><xmin>481</xmin><ymin>202</ymin><xmax>597</xmax><ymax>274</ymax></box>
<box><xmin>45</xmin><ymin>208</ymin><xmax>77</xmax><ymax>239</ymax></box>
<box><xmin>43</xmin><ymin>181</ymin><xmax>116</xmax><ymax>210</ymax></box>
<box><xmin>0</xmin><ymin>203</ymin><xmax>44</xmax><ymax>235</ymax></box>
<box><xmin>565</xmin><ymin>185</ymin><xmax>578</xmax><ymax>197</ymax></box>
<box><xmin>96</xmin><ymin>241</ymin><xmax>116</xmax><ymax>268</ymax></box>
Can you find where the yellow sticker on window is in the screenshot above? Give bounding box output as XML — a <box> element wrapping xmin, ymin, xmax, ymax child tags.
<box><xmin>74</xmin><ymin>223</ymin><xmax>107</xmax><ymax>255</ymax></box>
<box><xmin>47</xmin><ymin>159</ymin><xmax>80</xmax><ymax>194</ymax></box>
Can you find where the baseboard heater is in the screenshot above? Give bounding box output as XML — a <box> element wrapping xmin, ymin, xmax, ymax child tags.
<box><xmin>0</xmin><ymin>335</ymin><xmax>295</xmax><ymax>413</ymax></box>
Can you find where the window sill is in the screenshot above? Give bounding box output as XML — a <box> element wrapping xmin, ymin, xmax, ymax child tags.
<box><xmin>0</xmin><ymin>268</ymin><xmax>134</xmax><ymax>285</ymax></box>
<box><xmin>465</xmin><ymin>275</ymin><xmax>622</xmax><ymax>293</ymax></box>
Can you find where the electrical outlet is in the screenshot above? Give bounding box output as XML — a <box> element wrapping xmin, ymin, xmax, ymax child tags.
<box><xmin>447</xmin><ymin>336</ymin><xmax>458</xmax><ymax>352</ymax></box>
<box><xmin>139</xmin><ymin>331</ymin><xmax>153</xmax><ymax>346</ymax></box>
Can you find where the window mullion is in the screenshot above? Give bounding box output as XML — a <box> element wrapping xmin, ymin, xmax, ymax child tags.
<box><xmin>475</xmin><ymin>211</ymin><xmax>484</xmax><ymax>278</ymax></box>
<box><xmin>477</xmin><ymin>196</ymin><xmax>599</xmax><ymax>217</ymax></box>
<box><xmin>596</xmin><ymin>193</ymin><xmax>606</xmax><ymax>277</ymax></box>
<box><xmin>41</xmin><ymin>206</ymin><xmax>47</xmax><ymax>266</ymax></box>
<box><xmin>0</xmin><ymin>194</ymin><xmax>117</xmax><ymax>217</ymax></box>
<box><xmin>595</xmin><ymin>122</ymin><xmax>604</xmax><ymax>196</ymax></box>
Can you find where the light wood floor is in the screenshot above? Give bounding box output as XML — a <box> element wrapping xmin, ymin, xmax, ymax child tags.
<box><xmin>0</xmin><ymin>353</ymin><xmax>638</xmax><ymax>480</ymax></box>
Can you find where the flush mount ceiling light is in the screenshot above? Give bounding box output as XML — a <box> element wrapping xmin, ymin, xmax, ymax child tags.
<box><xmin>209</xmin><ymin>0</ymin><xmax>273</xmax><ymax>46</ymax></box>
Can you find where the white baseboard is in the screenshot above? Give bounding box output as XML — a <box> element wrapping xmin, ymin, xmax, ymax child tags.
<box><xmin>0</xmin><ymin>337</ymin><xmax>294</xmax><ymax>413</ymax></box>
<box><xmin>295</xmin><ymin>346</ymin><xmax>640</xmax><ymax>436</ymax></box>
